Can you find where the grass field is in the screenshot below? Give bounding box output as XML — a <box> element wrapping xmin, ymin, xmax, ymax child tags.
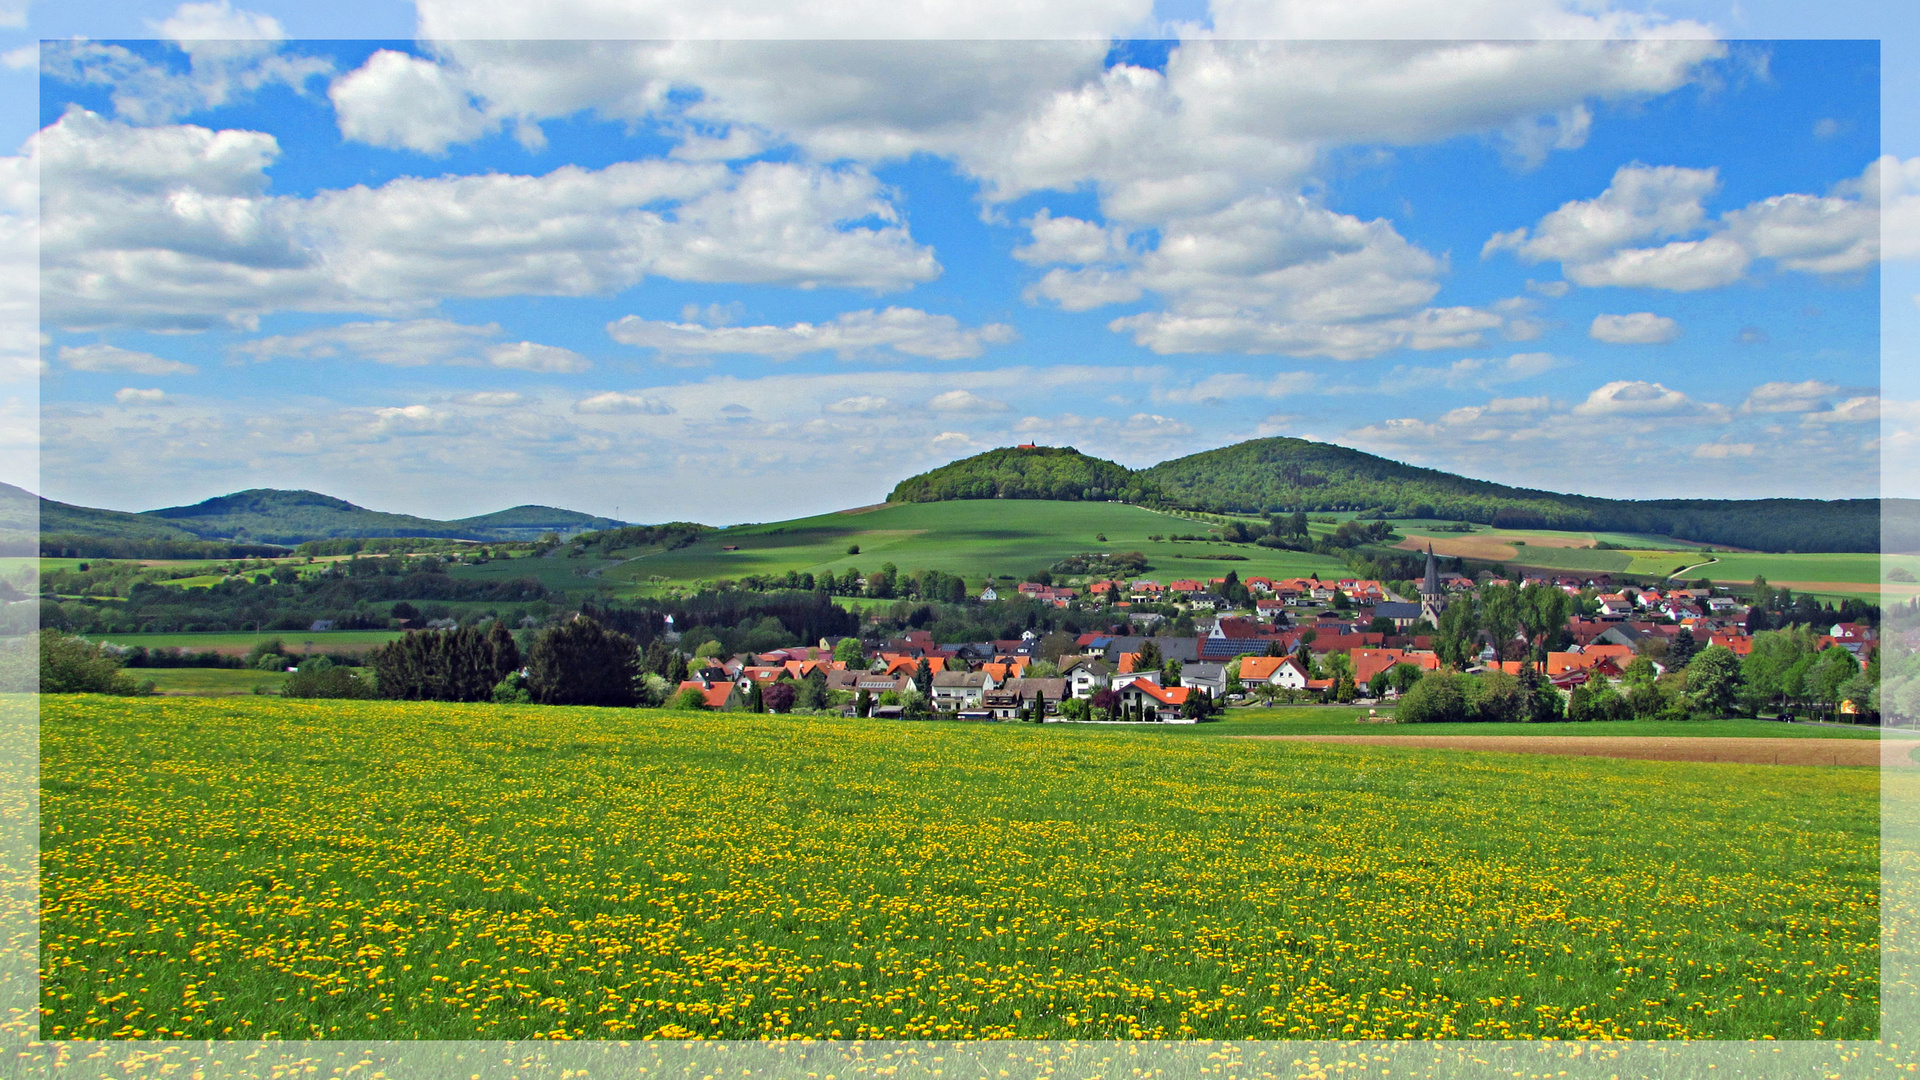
<box><xmin>40</xmin><ymin>696</ymin><xmax>1876</xmax><ymax>1041</ymax></box>
<box><xmin>1391</xmin><ymin>526</ymin><xmax>1906</xmax><ymax>599</ymax></box>
<box><xmin>136</xmin><ymin>668</ymin><xmax>291</xmax><ymax>695</ymax></box>
<box><xmin>92</xmin><ymin>630</ymin><xmax>404</xmax><ymax>655</ymax></box>
<box><xmin>589</xmin><ymin>501</ymin><xmax>1350</xmax><ymax>596</ymax></box>
<box><xmin>1191</xmin><ymin>707</ymin><xmax>1887</xmax><ymax>740</ymax></box>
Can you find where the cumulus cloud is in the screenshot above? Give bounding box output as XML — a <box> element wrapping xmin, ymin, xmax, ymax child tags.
<box><xmin>927</xmin><ymin>389</ymin><xmax>1009</xmax><ymax>411</ymax></box>
<box><xmin>1486</xmin><ymin>158</ymin><xmax>1887</xmax><ymax>290</ymax></box>
<box><xmin>483</xmin><ymin>342</ymin><xmax>591</xmax><ymax>373</ymax></box>
<box><xmin>1373</xmin><ymin>352</ymin><xmax>1560</xmax><ymax>392</ymax></box>
<box><xmin>59</xmin><ymin>343</ymin><xmax>199</xmax><ymax>375</ymax></box>
<box><xmin>1570</xmin><ymin>379</ymin><xmax>1707</xmax><ymax>417</ymax></box>
<box><xmin>607</xmin><ymin>307</ymin><xmax>1015</xmax><ymax>361</ymax></box>
<box><xmin>39</xmin><ymin>108</ymin><xmax>941</xmax><ymax>332</ymax></box>
<box><xmin>1691</xmin><ymin>441</ymin><xmax>1754</xmax><ymax>459</ymax></box>
<box><xmin>414</xmin><ymin>0</ymin><xmax>1156</xmax><ymax>39</ymax></box>
<box><xmin>454</xmin><ymin>391</ymin><xmax>525</xmax><ymax>407</ymax></box>
<box><xmin>824</xmin><ymin>395</ymin><xmax>892</xmax><ymax>414</ymax></box>
<box><xmin>41</xmin><ymin>16</ymin><xmax>330</xmax><ymax>126</ymax></box>
<box><xmin>1589</xmin><ymin>312</ymin><xmax>1679</xmax><ymax>344</ymax></box>
<box><xmin>330</xmin><ymin>50</ymin><xmax>496</xmax><ymax>155</ymax></box>
<box><xmin>1801</xmin><ymin>396</ymin><xmax>1879</xmax><ymax>424</ymax></box>
<box><xmin>1013</xmin><ymin>210</ymin><xmax>1129</xmax><ymax>265</ymax></box>
<box><xmin>1155</xmin><ymin>371</ymin><xmax>1317</xmax><ymax>404</ymax></box>
<box><xmin>1742</xmin><ymin>380</ymin><xmax>1838</xmax><ymax>414</ymax></box>
<box><xmin>114</xmin><ymin>387</ymin><xmax>169</xmax><ymax>405</ymax></box>
<box><xmin>574</xmin><ymin>392</ymin><xmax>675</xmax><ymax>415</ymax></box>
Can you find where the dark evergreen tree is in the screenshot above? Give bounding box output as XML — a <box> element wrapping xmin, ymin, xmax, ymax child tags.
<box><xmin>525</xmin><ymin>616</ymin><xmax>640</xmax><ymax>707</ymax></box>
<box><xmin>913</xmin><ymin>656</ymin><xmax>934</xmax><ymax>698</ymax></box>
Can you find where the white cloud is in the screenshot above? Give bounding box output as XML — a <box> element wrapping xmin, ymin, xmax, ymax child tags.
<box><xmin>59</xmin><ymin>343</ymin><xmax>199</xmax><ymax>375</ymax></box>
<box><xmin>574</xmin><ymin>392</ymin><xmax>675</xmax><ymax>415</ymax></box>
<box><xmin>1570</xmin><ymin>379</ymin><xmax>1704</xmax><ymax>417</ymax></box>
<box><xmin>607</xmin><ymin>307</ymin><xmax>1015</xmax><ymax>361</ymax></box>
<box><xmin>1013</xmin><ymin>210</ymin><xmax>1128</xmax><ymax>265</ymax></box>
<box><xmin>40</xmin><ymin>109</ymin><xmax>941</xmax><ymax>331</ymax></box>
<box><xmin>1742</xmin><ymin>380</ymin><xmax>1838</xmax><ymax>414</ymax></box>
<box><xmin>413</xmin><ymin>0</ymin><xmax>1156</xmax><ymax>39</ymax></box>
<box><xmin>1801</xmin><ymin>396</ymin><xmax>1878</xmax><ymax>424</ymax></box>
<box><xmin>454</xmin><ymin>391</ymin><xmax>524</xmax><ymax>407</ymax></box>
<box><xmin>824</xmin><ymin>395</ymin><xmax>892</xmax><ymax>414</ymax></box>
<box><xmin>927</xmin><ymin>389</ymin><xmax>1009</xmax><ymax>412</ymax></box>
<box><xmin>330</xmin><ymin>50</ymin><xmax>495</xmax><ymax>155</ymax></box>
<box><xmin>1018</xmin><ymin>411</ymin><xmax>1194</xmax><ymax>444</ymax></box>
<box><xmin>1376</xmin><ymin>352</ymin><xmax>1560</xmax><ymax>392</ymax></box>
<box><xmin>1487</xmin><ymin>158</ymin><xmax>1888</xmax><ymax>290</ymax></box>
<box><xmin>1691</xmin><ymin>441</ymin><xmax>1754</xmax><ymax>459</ymax></box>
<box><xmin>1205</xmin><ymin>0</ymin><xmax>1719</xmax><ymax>39</ymax></box>
<box><xmin>114</xmin><ymin>387</ymin><xmax>169</xmax><ymax>405</ymax></box>
<box><xmin>40</xmin><ymin>25</ymin><xmax>329</xmax><ymax>126</ymax></box>
<box><xmin>153</xmin><ymin>1</ymin><xmax>285</xmax><ymax>47</ymax></box>
<box><xmin>236</xmin><ymin>320</ymin><xmax>500</xmax><ymax>366</ymax></box>
<box><xmin>483</xmin><ymin>342</ymin><xmax>591</xmax><ymax>373</ymax></box>
<box><xmin>1156</xmin><ymin>371</ymin><xmax>1317</xmax><ymax>404</ymax></box>
<box><xmin>1589</xmin><ymin>312</ymin><xmax>1679</xmax><ymax>344</ymax></box>
<box><xmin>1024</xmin><ymin>267</ymin><xmax>1143</xmax><ymax>311</ymax></box>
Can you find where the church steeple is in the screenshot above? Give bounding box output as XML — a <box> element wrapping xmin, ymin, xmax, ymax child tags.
<box><xmin>1422</xmin><ymin>543</ymin><xmax>1441</xmax><ymax>600</ymax></box>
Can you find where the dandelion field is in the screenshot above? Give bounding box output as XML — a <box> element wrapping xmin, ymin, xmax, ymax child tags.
<box><xmin>40</xmin><ymin>698</ymin><xmax>1877</xmax><ymax>1042</ymax></box>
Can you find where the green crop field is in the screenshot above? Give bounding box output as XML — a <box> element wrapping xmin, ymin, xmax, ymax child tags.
<box><xmin>1190</xmin><ymin>707</ymin><xmax>1886</xmax><ymax>740</ymax></box>
<box><xmin>90</xmin><ymin>630</ymin><xmax>404</xmax><ymax>655</ymax></box>
<box><xmin>590</xmin><ymin>501</ymin><xmax>1350</xmax><ymax>595</ymax></box>
<box><xmin>137</xmin><ymin>668</ymin><xmax>292</xmax><ymax>695</ymax></box>
<box><xmin>41</xmin><ymin>696</ymin><xmax>1876</xmax><ymax>1042</ymax></box>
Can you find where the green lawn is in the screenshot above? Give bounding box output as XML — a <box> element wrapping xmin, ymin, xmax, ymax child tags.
<box><xmin>94</xmin><ymin>630</ymin><xmax>404</xmax><ymax>655</ymax></box>
<box><xmin>595</xmin><ymin>500</ymin><xmax>1350</xmax><ymax>594</ymax></box>
<box><xmin>40</xmin><ymin>696</ymin><xmax>1878</xmax><ymax>1042</ymax></box>
<box><xmin>1188</xmin><ymin>707</ymin><xmax>1887</xmax><ymax>739</ymax></box>
<box><xmin>137</xmin><ymin>668</ymin><xmax>291</xmax><ymax>695</ymax></box>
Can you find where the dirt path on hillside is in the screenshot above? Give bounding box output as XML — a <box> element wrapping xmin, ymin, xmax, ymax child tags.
<box><xmin>1232</xmin><ymin>734</ymin><xmax>1906</xmax><ymax>766</ymax></box>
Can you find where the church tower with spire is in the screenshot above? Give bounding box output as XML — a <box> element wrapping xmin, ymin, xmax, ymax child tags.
<box><xmin>1419</xmin><ymin>543</ymin><xmax>1448</xmax><ymax>626</ymax></box>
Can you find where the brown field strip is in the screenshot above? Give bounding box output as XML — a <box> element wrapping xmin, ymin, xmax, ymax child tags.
<box><xmin>1233</xmin><ymin>734</ymin><xmax>1907</xmax><ymax>767</ymax></box>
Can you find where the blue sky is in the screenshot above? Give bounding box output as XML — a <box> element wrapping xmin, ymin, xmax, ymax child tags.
<box><xmin>6</xmin><ymin>2</ymin><xmax>1915</xmax><ymax>523</ymax></box>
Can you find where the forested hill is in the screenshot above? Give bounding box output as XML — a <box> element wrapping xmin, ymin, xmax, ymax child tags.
<box><xmin>889</xmin><ymin>439</ymin><xmax>1887</xmax><ymax>553</ymax></box>
<box><xmin>13</xmin><ymin>484</ymin><xmax>632</xmax><ymax>553</ymax></box>
<box><xmin>888</xmin><ymin>446</ymin><xmax>1156</xmax><ymax>504</ymax></box>
<box><xmin>1141</xmin><ymin>438</ymin><xmax>1878</xmax><ymax>553</ymax></box>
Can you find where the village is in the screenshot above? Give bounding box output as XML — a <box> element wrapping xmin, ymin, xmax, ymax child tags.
<box><xmin>670</xmin><ymin>549</ymin><xmax>1880</xmax><ymax>723</ymax></box>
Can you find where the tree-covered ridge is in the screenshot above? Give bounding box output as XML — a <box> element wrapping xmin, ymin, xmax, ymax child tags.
<box><xmin>888</xmin><ymin>446</ymin><xmax>1156</xmax><ymax>504</ymax></box>
<box><xmin>1140</xmin><ymin>438</ymin><xmax>1882</xmax><ymax>554</ymax></box>
<box><xmin>146</xmin><ymin>489</ymin><xmax>490</xmax><ymax>545</ymax></box>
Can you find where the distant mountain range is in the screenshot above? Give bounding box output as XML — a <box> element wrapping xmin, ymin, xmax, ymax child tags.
<box><xmin>8</xmin><ymin>433</ymin><xmax>1913</xmax><ymax>556</ymax></box>
<box><xmin>891</xmin><ymin>439</ymin><xmax>1901</xmax><ymax>555</ymax></box>
<box><xmin>5</xmin><ymin>482</ymin><xmax>624</xmax><ymax>552</ymax></box>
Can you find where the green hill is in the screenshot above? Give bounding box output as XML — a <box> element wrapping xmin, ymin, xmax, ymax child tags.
<box><xmin>451</xmin><ymin>505</ymin><xmax>624</xmax><ymax>538</ymax></box>
<box><xmin>144</xmin><ymin>489</ymin><xmax>493</xmax><ymax>546</ymax></box>
<box><xmin>887</xmin><ymin>445</ymin><xmax>1154</xmax><ymax>504</ymax></box>
<box><xmin>887</xmin><ymin>438</ymin><xmax>1889</xmax><ymax>554</ymax></box>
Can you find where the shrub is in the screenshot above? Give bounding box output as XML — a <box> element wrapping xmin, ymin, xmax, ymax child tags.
<box><xmin>40</xmin><ymin>630</ymin><xmax>149</xmax><ymax>695</ymax></box>
<box><xmin>669</xmin><ymin>686</ymin><xmax>710</xmax><ymax>710</ymax></box>
<box><xmin>1470</xmin><ymin>671</ymin><xmax>1525</xmax><ymax>724</ymax></box>
<box><xmin>283</xmin><ymin>658</ymin><xmax>378</xmax><ymax>699</ymax></box>
<box><xmin>1396</xmin><ymin>671</ymin><xmax>1469</xmax><ymax>724</ymax></box>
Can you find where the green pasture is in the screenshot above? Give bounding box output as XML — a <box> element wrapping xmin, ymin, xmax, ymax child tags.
<box><xmin>445</xmin><ymin>551</ymin><xmax>626</xmax><ymax>595</ymax></box>
<box><xmin>40</xmin><ymin>696</ymin><xmax>1879</xmax><ymax>1041</ymax></box>
<box><xmin>138</xmin><ymin>668</ymin><xmax>290</xmax><ymax>696</ymax></box>
<box><xmin>597</xmin><ymin>501</ymin><xmax>1350</xmax><ymax>592</ymax></box>
<box><xmin>91</xmin><ymin>630</ymin><xmax>403</xmax><ymax>655</ymax></box>
<box><xmin>1191</xmin><ymin>706</ymin><xmax>1885</xmax><ymax>740</ymax></box>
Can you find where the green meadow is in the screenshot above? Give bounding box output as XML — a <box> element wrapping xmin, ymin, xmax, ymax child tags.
<box><xmin>590</xmin><ymin>500</ymin><xmax>1352</xmax><ymax>594</ymax></box>
<box><xmin>40</xmin><ymin>696</ymin><xmax>1877</xmax><ymax>1042</ymax></box>
<box><xmin>91</xmin><ymin>629</ymin><xmax>404</xmax><ymax>655</ymax></box>
<box><xmin>138</xmin><ymin>667</ymin><xmax>291</xmax><ymax>695</ymax></box>
<box><xmin>1188</xmin><ymin>706</ymin><xmax>1886</xmax><ymax>740</ymax></box>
